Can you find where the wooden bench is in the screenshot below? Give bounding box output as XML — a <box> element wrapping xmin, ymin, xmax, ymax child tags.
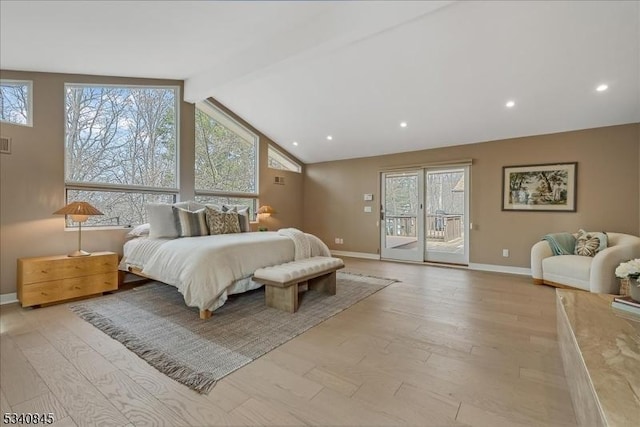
<box><xmin>253</xmin><ymin>256</ymin><xmax>344</xmax><ymax>313</ymax></box>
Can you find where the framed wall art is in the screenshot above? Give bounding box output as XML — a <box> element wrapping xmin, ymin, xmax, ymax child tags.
<box><xmin>502</xmin><ymin>162</ymin><xmax>577</xmax><ymax>212</ymax></box>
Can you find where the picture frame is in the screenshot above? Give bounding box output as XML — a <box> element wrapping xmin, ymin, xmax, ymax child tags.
<box><xmin>502</xmin><ymin>162</ymin><xmax>577</xmax><ymax>212</ymax></box>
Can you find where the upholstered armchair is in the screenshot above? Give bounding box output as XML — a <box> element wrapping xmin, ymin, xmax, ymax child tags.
<box><xmin>531</xmin><ymin>232</ymin><xmax>640</xmax><ymax>294</ymax></box>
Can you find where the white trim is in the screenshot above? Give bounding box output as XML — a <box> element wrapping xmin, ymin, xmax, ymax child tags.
<box><xmin>331</xmin><ymin>254</ymin><xmax>532</xmax><ymax>276</ymax></box>
<box><xmin>0</xmin><ymin>79</ymin><xmax>33</xmax><ymax>127</ymax></box>
<box><xmin>331</xmin><ymin>250</ymin><xmax>381</xmax><ymax>260</ymax></box>
<box><xmin>0</xmin><ymin>293</ymin><xmax>18</xmax><ymax>305</ymax></box>
<box><xmin>196</xmin><ymin>100</ymin><xmax>258</xmax><ymax>148</ymax></box>
<box><xmin>468</xmin><ymin>263</ymin><xmax>531</xmax><ymax>276</ymax></box>
<box><xmin>268</xmin><ymin>144</ymin><xmax>302</xmax><ymax>173</ymax></box>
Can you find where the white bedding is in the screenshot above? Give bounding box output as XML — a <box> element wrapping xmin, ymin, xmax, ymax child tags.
<box><xmin>120</xmin><ymin>231</ymin><xmax>329</xmax><ymax>312</ymax></box>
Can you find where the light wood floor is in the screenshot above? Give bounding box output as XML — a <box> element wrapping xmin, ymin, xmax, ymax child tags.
<box><xmin>0</xmin><ymin>258</ymin><xmax>578</xmax><ymax>426</ymax></box>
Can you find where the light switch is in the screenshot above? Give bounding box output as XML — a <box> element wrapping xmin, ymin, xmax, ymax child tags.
<box><xmin>364</xmin><ymin>206</ymin><xmax>372</xmax><ymax>213</ymax></box>
<box><xmin>364</xmin><ymin>194</ymin><xmax>373</xmax><ymax>201</ymax></box>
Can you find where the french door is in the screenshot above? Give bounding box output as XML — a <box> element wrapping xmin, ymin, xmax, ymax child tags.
<box><xmin>380</xmin><ymin>171</ymin><xmax>424</xmax><ymax>262</ymax></box>
<box><xmin>381</xmin><ymin>166</ymin><xmax>469</xmax><ymax>265</ymax></box>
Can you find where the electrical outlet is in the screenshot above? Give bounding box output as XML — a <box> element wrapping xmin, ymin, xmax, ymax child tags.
<box><xmin>502</xmin><ymin>249</ymin><xmax>509</xmax><ymax>257</ymax></box>
<box><xmin>335</xmin><ymin>238</ymin><xmax>340</xmax><ymax>244</ymax></box>
<box><xmin>364</xmin><ymin>206</ymin><xmax>372</xmax><ymax>213</ymax></box>
<box><xmin>338</xmin><ymin>238</ymin><xmax>344</xmax><ymax>244</ymax></box>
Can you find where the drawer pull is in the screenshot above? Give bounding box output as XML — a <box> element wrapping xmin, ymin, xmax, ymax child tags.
<box><xmin>74</xmin><ymin>286</ymin><xmax>81</xmax><ymax>290</ymax></box>
<box><xmin>41</xmin><ymin>292</ymin><xmax>47</xmax><ymax>296</ymax></box>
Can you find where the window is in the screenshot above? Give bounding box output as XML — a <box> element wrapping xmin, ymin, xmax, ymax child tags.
<box><xmin>0</xmin><ymin>79</ymin><xmax>32</xmax><ymax>126</ymax></box>
<box><xmin>195</xmin><ymin>100</ymin><xmax>258</xmax><ymax>219</ymax></box>
<box><xmin>268</xmin><ymin>144</ymin><xmax>301</xmax><ymax>173</ymax></box>
<box><xmin>64</xmin><ymin>84</ymin><xmax>179</xmax><ymax>226</ymax></box>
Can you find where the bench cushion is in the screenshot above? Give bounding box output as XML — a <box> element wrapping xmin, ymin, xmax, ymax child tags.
<box><xmin>254</xmin><ymin>256</ymin><xmax>344</xmax><ymax>283</ymax></box>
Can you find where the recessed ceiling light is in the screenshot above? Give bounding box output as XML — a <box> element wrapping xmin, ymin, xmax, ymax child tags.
<box><xmin>400</xmin><ymin>122</ymin><xmax>408</xmax><ymax>128</ymax></box>
<box><xmin>506</xmin><ymin>100</ymin><xmax>515</xmax><ymax>108</ymax></box>
<box><xmin>292</xmin><ymin>141</ymin><xmax>298</xmax><ymax>146</ymax></box>
<box><xmin>596</xmin><ymin>84</ymin><xmax>608</xmax><ymax>92</ymax></box>
<box><xmin>326</xmin><ymin>135</ymin><xmax>333</xmax><ymax>141</ymax></box>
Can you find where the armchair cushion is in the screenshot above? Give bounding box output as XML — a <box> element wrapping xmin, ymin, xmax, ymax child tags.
<box><xmin>542</xmin><ymin>255</ymin><xmax>591</xmax><ymax>290</ymax></box>
<box><xmin>531</xmin><ymin>232</ymin><xmax>640</xmax><ymax>294</ymax></box>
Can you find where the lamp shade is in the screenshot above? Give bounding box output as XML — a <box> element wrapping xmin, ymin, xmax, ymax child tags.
<box><xmin>257</xmin><ymin>205</ymin><xmax>276</xmax><ymax>215</ymax></box>
<box><xmin>53</xmin><ymin>201</ymin><xmax>103</xmax><ymax>257</ymax></box>
<box><xmin>53</xmin><ymin>201</ymin><xmax>103</xmax><ymax>217</ymax></box>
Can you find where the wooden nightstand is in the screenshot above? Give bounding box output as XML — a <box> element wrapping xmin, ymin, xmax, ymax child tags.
<box><xmin>17</xmin><ymin>251</ymin><xmax>118</xmax><ymax>307</ymax></box>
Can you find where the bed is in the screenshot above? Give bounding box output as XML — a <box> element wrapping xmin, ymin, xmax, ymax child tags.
<box><xmin>119</xmin><ymin>230</ymin><xmax>330</xmax><ymax>318</ymax></box>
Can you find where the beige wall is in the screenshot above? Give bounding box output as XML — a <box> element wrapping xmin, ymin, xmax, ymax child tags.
<box><xmin>0</xmin><ymin>70</ymin><xmax>303</xmax><ymax>295</ymax></box>
<box><xmin>1</xmin><ymin>68</ymin><xmax>636</xmax><ymax>294</ymax></box>
<box><xmin>304</xmin><ymin>124</ymin><xmax>640</xmax><ymax>268</ymax></box>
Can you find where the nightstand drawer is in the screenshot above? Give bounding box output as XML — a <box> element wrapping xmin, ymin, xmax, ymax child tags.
<box><xmin>18</xmin><ymin>252</ymin><xmax>117</xmax><ymax>285</ymax></box>
<box><xmin>17</xmin><ymin>251</ymin><xmax>119</xmax><ymax>307</ymax></box>
<box><xmin>20</xmin><ymin>272</ymin><xmax>118</xmax><ymax>307</ymax></box>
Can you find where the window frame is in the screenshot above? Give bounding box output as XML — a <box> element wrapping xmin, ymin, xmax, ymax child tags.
<box><xmin>194</xmin><ymin>100</ymin><xmax>260</xmax><ymax>202</ymax></box>
<box><xmin>0</xmin><ymin>79</ymin><xmax>33</xmax><ymax>127</ymax></box>
<box><xmin>268</xmin><ymin>144</ymin><xmax>302</xmax><ymax>173</ymax></box>
<box><xmin>63</xmin><ymin>83</ymin><xmax>181</xmax><ymax>227</ymax></box>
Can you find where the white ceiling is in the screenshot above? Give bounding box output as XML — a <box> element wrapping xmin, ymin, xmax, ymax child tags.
<box><xmin>1</xmin><ymin>1</ymin><xmax>639</xmax><ymax>163</ymax></box>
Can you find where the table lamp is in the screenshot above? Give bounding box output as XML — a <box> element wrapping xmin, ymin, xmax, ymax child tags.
<box><xmin>53</xmin><ymin>201</ymin><xmax>103</xmax><ymax>257</ymax></box>
<box><xmin>257</xmin><ymin>205</ymin><xmax>276</xmax><ymax>231</ymax></box>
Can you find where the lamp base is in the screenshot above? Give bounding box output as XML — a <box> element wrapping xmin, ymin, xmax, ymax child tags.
<box><xmin>68</xmin><ymin>250</ymin><xmax>91</xmax><ymax>257</ymax></box>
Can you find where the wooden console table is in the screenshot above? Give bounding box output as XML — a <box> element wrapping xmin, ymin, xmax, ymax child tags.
<box><xmin>556</xmin><ymin>289</ymin><xmax>640</xmax><ymax>426</ymax></box>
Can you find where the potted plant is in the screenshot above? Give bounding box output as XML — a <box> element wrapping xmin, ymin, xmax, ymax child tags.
<box><xmin>616</xmin><ymin>259</ymin><xmax>640</xmax><ymax>301</ymax></box>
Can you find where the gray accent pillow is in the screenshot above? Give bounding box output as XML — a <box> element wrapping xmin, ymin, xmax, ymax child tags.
<box><xmin>173</xmin><ymin>207</ymin><xmax>208</xmax><ymax>237</ymax></box>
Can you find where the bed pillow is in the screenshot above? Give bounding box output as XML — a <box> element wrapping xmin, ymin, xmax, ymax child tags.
<box><xmin>205</xmin><ymin>206</ymin><xmax>241</xmax><ymax>235</ymax></box>
<box><xmin>574</xmin><ymin>229</ymin><xmax>608</xmax><ymax>257</ymax></box>
<box><xmin>146</xmin><ymin>202</ymin><xmax>189</xmax><ymax>238</ymax></box>
<box><xmin>173</xmin><ymin>207</ymin><xmax>208</xmax><ymax>237</ymax></box>
<box><xmin>222</xmin><ymin>205</ymin><xmax>251</xmax><ymax>232</ymax></box>
<box><xmin>125</xmin><ymin>223</ymin><xmax>150</xmax><ymax>240</ymax></box>
<box><xmin>187</xmin><ymin>201</ymin><xmax>206</xmax><ymax>211</ymax></box>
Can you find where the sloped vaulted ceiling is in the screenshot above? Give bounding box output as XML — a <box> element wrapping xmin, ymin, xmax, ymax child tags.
<box><xmin>1</xmin><ymin>1</ymin><xmax>639</xmax><ymax>163</ymax></box>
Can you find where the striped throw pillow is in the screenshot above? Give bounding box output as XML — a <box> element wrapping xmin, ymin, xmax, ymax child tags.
<box><xmin>172</xmin><ymin>207</ymin><xmax>208</xmax><ymax>237</ymax></box>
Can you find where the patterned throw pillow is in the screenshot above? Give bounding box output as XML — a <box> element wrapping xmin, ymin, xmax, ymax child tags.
<box><xmin>222</xmin><ymin>204</ymin><xmax>251</xmax><ymax>232</ymax></box>
<box><xmin>205</xmin><ymin>207</ymin><xmax>241</xmax><ymax>235</ymax></box>
<box><xmin>574</xmin><ymin>229</ymin><xmax>608</xmax><ymax>257</ymax></box>
<box><xmin>172</xmin><ymin>207</ymin><xmax>208</xmax><ymax>237</ymax></box>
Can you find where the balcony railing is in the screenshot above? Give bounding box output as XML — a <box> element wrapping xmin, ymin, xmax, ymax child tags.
<box><xmin>385</xmin><ymin>214</ymin><xmax>462</xmax><ymax>242</ymax></box>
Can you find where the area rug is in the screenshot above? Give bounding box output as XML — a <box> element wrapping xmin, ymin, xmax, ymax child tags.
<box><xmin>70</xmin><ymin>271</ymin><xmax>395</xmax><ymax>394</ymax></box>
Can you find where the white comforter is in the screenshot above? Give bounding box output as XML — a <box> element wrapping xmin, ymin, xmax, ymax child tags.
<box><xmin>120</xmin><ymin>231</ymin><xmax>329</xmax><ymax>312</ymax></box>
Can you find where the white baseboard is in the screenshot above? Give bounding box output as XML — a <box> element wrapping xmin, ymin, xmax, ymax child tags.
<box><xmin>329</xmin><ymin>253</ymin><xmax>531</xmax><ymax>276</ymax></box>
<box><xmin>0</xmin><ymin>293</ymin><xmax>18</xmax><ymax>305</ymax></box>
<box><xmin>468</xmin><ymin>263</ymin><xmax>531</xmax><ymax>276</ymax></box>
<box><xmin>331</xmin><ymin>250</ymin><xmax>381</xmax><ymax>260</ymax></box>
